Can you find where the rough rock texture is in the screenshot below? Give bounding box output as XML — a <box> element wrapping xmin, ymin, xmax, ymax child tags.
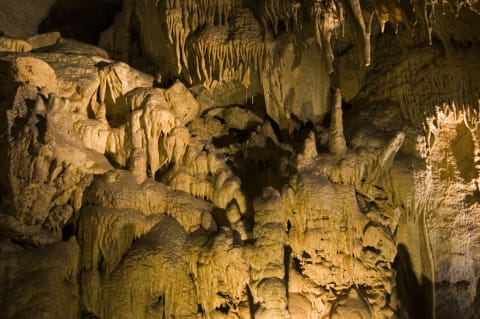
<box><xmin>0</xmin><ymin>0</ymin><xmax>480</xmax><ymax>319</ymax></box>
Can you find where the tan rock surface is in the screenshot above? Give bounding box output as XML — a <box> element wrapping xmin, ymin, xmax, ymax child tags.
<box><xmin>0</xmin><ymin>1</ymin><xmax>480</xmax><ymax>318</ymax></box>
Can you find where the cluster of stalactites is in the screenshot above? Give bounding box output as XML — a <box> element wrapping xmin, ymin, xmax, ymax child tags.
<box><xmin>311</xmin><ymin>0</ymin><xmax>345</xmax><ymax>72</ymax></box>
<box><xmin>362</xmin><ymin>0</ymin><xmax>480</xmax><ymax>44</ymax></box>
<box><xmin>260</xmin><ymin>0</ymin><xmax>480</xmax><ymax>64</ymax></box>
<box><xmin>259</xmin><ymin>0</ymin><xmax>302</xmax><ymax>34</ymax></box>
<box><xmin>164</xmin><ymin>0</ymin><xmax>239</xmax><ymax>76</ymax></box>
<box><xmin>190</xmin><ymin>28</ymin><xmax>264</xmax><ymax>86</ymax></box>
<box><xmin>311</xmin><ymin>0</ymin><xmax>345</xmax><ymax>39</ymax></box>
<box><xmin>423</xmin><ymin>101</ymin><xmax>480</xmax><ymax>150</ymax></box>
<box><xmin>257</xmin><ymin>0</ymin><xmax>364</xmax><ymax>65</ymax></box>
<box><xmin>161</xmin><ymin>0</ymin><xmax>479</xmax><ymax>85</ymax></box>
<box><xmin>360</xmin><ymin>0</ymin><xmax>412</xmax><ymax>34</ymax></box>
<box><xmin>165</xmin><ymin>0</ymin><xmax>236</xmax><ymax>26</ymax></box>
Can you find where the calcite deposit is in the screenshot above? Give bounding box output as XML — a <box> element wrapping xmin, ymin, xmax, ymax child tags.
<box><xmin>0</xmin><ymin>0</ymin><xmax>480</xmax><ymax>318</ymax></box>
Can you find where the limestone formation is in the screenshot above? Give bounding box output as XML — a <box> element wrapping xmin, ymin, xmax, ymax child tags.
<box><xmin>0</xmin><ymin>1</ymin><xmax>480</xmax><ymax>319</ymax></box>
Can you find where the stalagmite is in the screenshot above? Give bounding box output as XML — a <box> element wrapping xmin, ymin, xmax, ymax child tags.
<box><xmin>250</xmin><ymin>187</ymin><xmax>290</xmax><ymax>319</ymax></box>
<box><xmin>128</xmin><ymin>147</ymin><xmax>148</xmax><ymax>183</ymax></box>
<box><xmin>193</xmin><ymin>229</ymin><xmax>250</xmax><ymax>318</ymax></box>
<box><xmin>303</xmin><ymin>131</ymin><xmax>318</xmax><ymax>159</ymax></box>
<box><xmin>1</xmin><ymin>1</ymin><xmax>480</xmax><ymax>319</ymax></box>
<box><xmin>329</xmin><ymin>88</ymin><xmax>347</xmax><ymax>155</ymax></box>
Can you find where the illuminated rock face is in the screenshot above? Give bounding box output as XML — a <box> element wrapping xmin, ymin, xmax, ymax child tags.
<box><xmin>1</xmin><ymin>1</ymin><xmax>480</xmax><ymax>319</ymax></box>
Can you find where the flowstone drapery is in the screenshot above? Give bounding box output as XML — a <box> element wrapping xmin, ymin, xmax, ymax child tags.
<box><xmin>1</xmin><ymin>0</ymin><xmax>480</xmax><ymax>318</ymax></box>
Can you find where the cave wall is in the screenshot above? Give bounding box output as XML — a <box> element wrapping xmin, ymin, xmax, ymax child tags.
<box><xmin>1</xmin><ymin>0</ymin><xmax>480</xmax><ymax>318</ymax></box>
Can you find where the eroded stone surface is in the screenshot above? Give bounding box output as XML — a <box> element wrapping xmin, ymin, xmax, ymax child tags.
<box><xmin>0</xmin><ymin>1</ymin><xmax>480</xmax><ymax>319</ymax></box>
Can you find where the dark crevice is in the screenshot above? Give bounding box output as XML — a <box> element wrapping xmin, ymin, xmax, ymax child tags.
<box><xmin>39</xmin><ymin>0</ymin><xmax>122</xmax><ymax>45</ymax></box>
<box><xmin>216</xmin><ymin>303</ymin><xmax>230</xmax><ymax>314</ymax></box>
<box><xmin>81</xmin><ymin>311</ymin><xmax>100</xmax><ymax>319</ymax></box>
<box><xmin>292</xmin><ymin>256</ymin><xmax>303</xmax><ymax>273</ymax></box>
<box><xmin>284</xmin><ymin>245</ymin><xmax>292</xmax><ymax>296</ymax></box>
<box><xmin>10</xmin><ymin>238</ymin><xmax>36</xmax><ymax>249</ymax></box>
<box><xmin>393</xmin><ymin>244</ymin><xmax>434</xmax><ymax>319</ymax></box>
<box><xmin>62</xmin><ymin>223</ymin><xmax>75</xmax><ymax>240</ymax></box>
<box><xmin>246</xmin><ymin>285</ymin><xmax>257</xmax><ymax>319</ymax></box>
<box><xmin>363</xmin><ymin>245</ymin><xmax>382</xmax><ymax>255</ymax></box>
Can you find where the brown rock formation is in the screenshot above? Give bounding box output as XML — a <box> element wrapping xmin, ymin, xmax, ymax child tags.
<box><xmin>0</xmin><ymin>1</ymin><xmax>480</xmax><ymax>318</ymax></box>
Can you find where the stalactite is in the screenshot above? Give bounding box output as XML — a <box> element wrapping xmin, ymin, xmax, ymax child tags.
<box><xmin>188</xmin><ymin>18</ymin><xmax>264</xmax><ymax>87</ymax></box>
<box><xmin>345</xmin><ymin>0</ymin><xmax>371</xmax><ymax>66</ymax></box>
<box><xmin>3</xmin><ymin>2</ymin><xmax>480</xmax><ymax>319</ymax></box>
<box><xmin>260</xmin><ymin>0</ymin><xmax>301</xmax><ymax>35</ymax></box>
<box><xmin>164</xmin><ymin>0</ymin><xmax>238</xmax><ymax>76</ymax></box>
<box><xmin>311</xmin><ymin>0</ymin><xmax>344</xmax><ymax>73</ymax></box>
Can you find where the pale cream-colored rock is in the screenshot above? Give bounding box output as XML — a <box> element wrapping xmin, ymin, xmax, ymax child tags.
<box><xmin>193</xmin><ymin>229</ymin><xmax>250</xmax><ymax>318</ymax></box>
<box><xmin>0</xmin><ymin>82</ymin><xmax>111</xmax><ymax>231</ymax></box>
<box><xmin>302</xmin><ymin>131</ymin><xmax>318</xmax><ymax>159</ymax></box>
<box><xmin>329</xmin><ymin>89</ymin><xmax>347</xmax><ymax>155</ymax></box>
<box><xmin>127</xmin><ymin>147</ymin><xmax>148</xmax><ymax>183</ymax></box>
<box><xmin>74</xmin><ymin>118</ymin><xmax>110</xmax><ymax>153</ymax></box>
<box><xmin>85</xmin><ymin>169</ymin><xmax>217</xmax><ymax>233</ymax></box>
<box><xmin>97</xmin><ymin>61</ymin><xmax>154</xmax><ymax>124</ymax></box>
<box><xmin>34</xmin><ymin>51</ymin><xmax>105</xmax><ymax>114</ymax></box>
<box><xmin>11</xmin><ymin>56</ymin><xmax>58</xmax><ymax>94</ymax></box>
<box><xmin>329</xmin><ymin>288</ymin><xmax>371</xmax><ymax>319</ymax></box>
<box><xmin>27</xmin><ymin>31</ymin><xmax>61</xmax><ymax>50</ymax></box>
<box><xmin>1</xmin><ymin>2</ymin><xmax>480</xmax><ymax>318</ymax></box>
<box><xmin>283</xmin><ymin>124</ymin><xmax>404</xmax><ymax>318</ymax></box>
<box><xmin>167</xmin><ymin>80</ymin><xmax>200</xmax><ymax>124</ymax></box>
<box><xmin>79</xmin><ymin>206</ymin><xmax>168</xmax><ymax>315</ymax></box>
<box><xmin>191</xmin><ymin>81</ymin><xmax>260</xmax><ymax>113</ymax></box>
<box><xmin>100</xmin><ymin>217</ymin><xmax>199</xmax><ymax>319</ymax></box>
<box><xmin>45</xmin><ymin>38</ymin><xmax>110</xmax><ymax>58</ymax></box>
<box><xmin>0</xmin><ymin>34</ymin><xmax>32</xmax><ymax>52</ymax></box>
<box><xmin>222</xmin><ymin>106</ymin><xmax>263</xmax><ymax>131</ymax></box>
<box><xmin>261</xmin><ymin>36</ymin><xmax>331</xmax><ymax>130</ymax></box>
<box><xmin>249</xmin><ymin>187</ymin><xmax>289</xmax><ymax>318</ymax></box>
